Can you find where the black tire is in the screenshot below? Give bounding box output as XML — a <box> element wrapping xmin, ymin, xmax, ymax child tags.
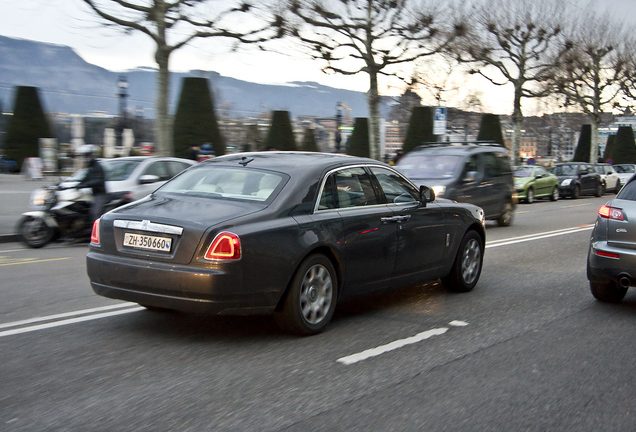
<box><xmin>18</xmin><ymin>215</ymin><xmax>54</xmax><ymax>248</ymax></box>
<box><xmin>526</xmin><ymin>188</ymin><xmax>534</xmax><ymax>204</ymax></box>
<box><xmin>442</xmin><ymin>230</ymin><xmax>483</xmax><ymax>293</ymax></box>
<box><xmin>273</xmin><ymin>254</ymin><xmax>338</xmax><ymax>336</ymax></box>
<box><xmin>550</xmin><ymin>186</ymin><xmax>559</xmax><ymax>201</ymax></box>
<box><xmin>139</xmin><ymin>304</ymin><xmax>174</xmax><ymax>312</ymax></box>
<box><xmin>496</xmin><ymin>201</ymin><xmax>514</xmax><ymax>227</ymax></box>
<box><xmin>595</xmin><ymin>182</ymin><xmax>604</xmax><ymax>197</ymax></box>
<box><xmin>615</xmin><ymin>180</ymin><xmax>621</xmax><ymax>194</ymax></box>
<box><xmin>571</xmin><ymin>184</ymin><xmax>580</xmax><ymax>199</ymax></box>
<box><xmin>590</xmin><ymin>280</ymin><xmax>627</xmax><ymax>303</ymax></box>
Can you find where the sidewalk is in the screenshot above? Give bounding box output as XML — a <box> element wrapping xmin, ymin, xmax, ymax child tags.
<box><xmin>0</xmin><ymin>173</ymin><xmax>55</xmax><ymax>243</ymax></box>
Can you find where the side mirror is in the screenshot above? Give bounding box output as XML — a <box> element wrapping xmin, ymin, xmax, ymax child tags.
<box><xmin>463</xmin><ymin>171</ymin><xmax>478</xmax><ymax>183</ymax></box>
<box><xmin>419</xmin><ymin>185</ymin><xmax>435</xmax><ymax>206</ymax></box>
<box><xmin>139</xmin><ymin>174</ymin><xmax>160</xmax><ymax>184</ymax></box>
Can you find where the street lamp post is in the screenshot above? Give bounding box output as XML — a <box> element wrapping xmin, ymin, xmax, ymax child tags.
<box><xmin>335</xmin><ymin>102</ymin><xmax>342</xmax><ymax>153</ymax></box>
<box><xmin>116</xmin><ymin>75</ymin><xmax>128</xmax><ymax>148</ymax></box>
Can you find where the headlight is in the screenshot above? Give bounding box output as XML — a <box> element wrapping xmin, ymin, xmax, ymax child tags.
<box><xmin>561</xmin><ymin>179</ymin><xmax>572</xmax><ymax>187</ymax></box>
<box><xmin>30</xmin><ymin>189</ymin><xmax>54</xmax><ymax>207</ymax></box>
<box><xmin>432</xmin><ymin>185</ymin><xmax>446</xmax><ymax>197</ymax></box>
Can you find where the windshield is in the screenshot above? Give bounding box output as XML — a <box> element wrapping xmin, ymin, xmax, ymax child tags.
<box><xmin>554</xmin><ymin>164</ymin><xmax>578</xmax><ymax>176</ymax></box>
<box><xmin>102</xmin><ymin>159</ymin><xmax>143</xmax><ymax>181</ymax></box>
<box><xmin>158</xmin><ymin>166</ymin><xmax>287</xmax><ymax>202</ymax></box>
<box><xmin>396</xmin><ymin>154</ymin><xmax>462</xmax><ymax>180</ymax></box>
<box><xmin>65</xmin><ymin>168</ymin><xmax>87</xmax><ymax>182</ymax></box>
<box><xmin>614</xmin><ymin>165</ymin><xmax>636</xmax><ymax>174</ymax></box>
<box><xmin>514</xmin><ymin>167</ymin><xmax>533</xmax><ymax>177</ymax></box>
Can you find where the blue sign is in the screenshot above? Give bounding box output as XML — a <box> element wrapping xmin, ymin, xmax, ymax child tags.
<box><xmin>433</xmin><ymin>107</ymin><xmax>447</xmax><ymax>135</ymax></box>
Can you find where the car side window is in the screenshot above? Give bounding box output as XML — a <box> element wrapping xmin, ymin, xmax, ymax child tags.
<box><xmin>167</xmin><ymin>161</ymin><xmax>191</xmax><ymax>178</ymax></box>
<box><xmin>369</xmin><ymin>166</ymin><xmax>418</xmax><ymax>204</ymax></box>
<box><xmin>334</xmin><ymin>167</ymin><xmax>378</xmax><ymax>208</ymax></box>
<box><xmin>143</xmin><ymin>161</ymin><xmax>171</xmax><ymax>181</ymax></box>
<box><xmin>462</xmin><ymin>155</ymin><xmax>480</xmax><ymax>181</ymax></box>
<box><xmin>318</xmin><ymin>174</ymin><xmax>336</xmax><ymax>210</ymax></box>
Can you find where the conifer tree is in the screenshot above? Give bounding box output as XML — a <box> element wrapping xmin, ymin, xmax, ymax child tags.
<box><xmin>173</xmin><ymin>77</ymin><xmax>225</xmax><ymax>159</ymax></box>
<box><xmin>477</xmin><ymin>114</ymin><xmax>505</xmax><ymax>146</ymax></box>
<box><xmin>301</xmin><ymin>127</ymin><xmax>319</xmax><ymax>152</ymax></box>
<box><xmin>612</xmin><ymin>126</ymin><xmax>636</xmax><ymax>164</ymax></box>
<box><xmin>573</xmin><ymin>124</ymin><xmax>592</xmax><ymax>162</ymax></box>
<box><xmin>403</xmin><ymin>106</ymin><xmax>435</xmax><ymax>153</ymax></box>
<box><xmin>265</xmin><ymin>111</ymin><xmax>296</xmax><ymax>151</ymax></box>
<box><xmin>4</xmin><ymin>86</ymin><xmax>52</xmax><ymax>170</ymax></box>
<box><xmin>347</xmin><ymin>118</ymin><xmax>370</xmax><ymax>157</ymax></box>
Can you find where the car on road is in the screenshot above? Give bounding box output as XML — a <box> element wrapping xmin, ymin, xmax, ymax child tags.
<box><xmin>63</xmin><ymin>156</ymin><xmax>196</xmax><ymax>201</ymax></box>
<box><xmin>513</xmin><ymin>165</ymin><xmax>560</xmax><ymax>203</ymax></box>
<box><xmin>0</xmin><ymin>155</ymin><xmax>18</xmax><ymax>173</ymax></box>
<box><xmin>396</xmin><ymin>142</ymin><xmax>515</xmax><ymax>226</ymax></box>
<box><xmin>588</xmin><ymin>175</ymin><xmax>636</xmax><ymax>302</ymax></box>
<box><xmin>612</xmin><ymin>164</ymin><xmax>636</xmax><ymax>186</ymax></box>
<box><xmin>87</xmin><ymin>152</ymin><xmax>486</xmax><ymax>335</ymax></box>
<box><xmin>593</xmin><ymin>163</ymin><xmax>621</xmax><ymax>193</ymax></box>
<box><xmin>554</xmin><ymin>162</ymin><xmax>603</xmax><ymax>199</ymax></box>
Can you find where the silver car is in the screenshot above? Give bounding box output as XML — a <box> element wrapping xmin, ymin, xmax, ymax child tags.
<box><xmin>587</xmin><ymin>176</ymin><xmax>636</xmax><ymax>301</ymax></box>
<box><xmin>63</xmin><ymin>157</ymin><xmax>196</xmax><ymax>201</ymax></box>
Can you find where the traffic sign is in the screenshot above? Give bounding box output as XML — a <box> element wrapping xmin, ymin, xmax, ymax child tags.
<box><xmin>433</xmin><ymin>107</ymin><xmax>447</xmax><ymax>135</ymax></box>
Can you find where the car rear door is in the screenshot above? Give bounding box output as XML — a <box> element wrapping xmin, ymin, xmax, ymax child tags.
<box><xmin>330</xmin><ymin>167</ymin><xmax>399</xmax><ymax>296</ymax></box>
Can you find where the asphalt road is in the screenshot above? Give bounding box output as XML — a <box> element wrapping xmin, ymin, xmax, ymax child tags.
<box><xmin>2</xmin><ymin>194</ymin><xmax>635</xmax><ymax>431</ymax></box>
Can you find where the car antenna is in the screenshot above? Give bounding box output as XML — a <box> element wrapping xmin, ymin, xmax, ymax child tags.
<box><xmin>239</xmin><ymin>157</ymin><xmax>254</xmax><ymax>167</ymax></box>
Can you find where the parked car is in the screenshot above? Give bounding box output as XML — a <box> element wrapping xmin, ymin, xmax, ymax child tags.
<box><xmin>396</xmin><ymin>142</ymin><xmax>515</xmax><ymax>226</ymax></box>
<box><xmin>62</xmin><ymin>156</ymin><xmax>196</xmax><ymax>201</ymax></box>
<box><xmin>87</xmin><ymin>152</ymin><xmax>486</xmax><ymax>335</ymax></box>
<box><xmin>587</xmin><ymin>175</ymin><xmax>636</xmax><ymax>302</ymax></box>
<box><xmin>513</xmin><ymin>165</ymin><xmax>560</xmax><ymax>203</ymax></box>
<box><xmin>553</xmin><ymin>162</ymin><xmax>603</xmax><ymax>198</ymax></box>
<box><xmin>612</xmin><ymin>164</ymin><xmax>636</xmax><ymax>186</ymax></box>
<box><xmin>593</xmin><ymin>163</ymin><xmax>621</xmax><ymax>193</ymax></box>
<box><xmin>0</xmin><ymin>155</ymin><xmax>19</xmax><ymax>173</ymax></box>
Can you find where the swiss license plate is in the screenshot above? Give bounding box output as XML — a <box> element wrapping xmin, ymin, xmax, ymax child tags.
<box><xmin>123</xmin><ymin>233</ymin><xmax>172</xmax><ymax>252</ymax></box>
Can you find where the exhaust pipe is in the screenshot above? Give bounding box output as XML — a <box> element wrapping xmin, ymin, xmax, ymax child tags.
<box><xmin>619</xmin><ymin>274</ymin><xmax>632</xmax><ymax>288</ymax></box>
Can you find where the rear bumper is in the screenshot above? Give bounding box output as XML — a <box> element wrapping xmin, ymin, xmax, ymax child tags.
<box><xmin>87</xmin><ymin>251</ymin><xmax>281</xmax><ymax>315</ymax></box>
<box><xmin>587</xmin><ymin>241</ymin><xmax>636</xmax><ymax>284</ymax></box>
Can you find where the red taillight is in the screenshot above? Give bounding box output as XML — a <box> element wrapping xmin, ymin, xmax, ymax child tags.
<box><xmin>594</xmin><ymin>249</ymin><xmax>620</xmax><ymax>259</ymax></box>
<box><xmin>599</xmin><ymin>205</ymin><xmax>624</xmax><ymax>221</ymax></box>
<box><xmin>90</xmin><ymin>219</ymin><xmax>100</xmax><ymax>245</ymax></box>
<box><xmin>205</xmin><ymin>232</ymin><xmax>241</xmax><ymax>260</ymax></box>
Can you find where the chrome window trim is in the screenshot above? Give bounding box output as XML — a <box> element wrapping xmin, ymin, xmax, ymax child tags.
<box><xmin>114</xmin><ymin>219</ymin><xmax>184</xmax><ymax>235</ymax></box>
<box><xmin>313</xmin><ymin>164</ymin><xmax>414</xmax><ymax>213</ymax></box>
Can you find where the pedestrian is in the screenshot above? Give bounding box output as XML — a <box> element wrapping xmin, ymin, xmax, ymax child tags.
<box><xmin>187</xmin><ymin>145</ymin><xmax>200</xmax><ymax>161</ymax></box>
<box><xmin>76</xmin><ymin>145</ymin><xmax>107</xmax><ymax>226</ymax></box>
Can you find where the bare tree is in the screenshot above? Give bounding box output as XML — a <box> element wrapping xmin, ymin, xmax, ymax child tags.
<box><xmin>282</xmin><ymin>0</ymin><xmax>465</xmax><ymax>160</ymax></box>
<box><xmin>455</xmin><ymin>0</ymin><xmax>571</xmax><ymax>165</ymax></box>
<box><xmin>554</xmin><ymin>11</ymin><xmax>627</xmax><ymax>163</ymax></box>
<box><xmin>81</xmin><ymin>0</ymin><xmax>280</xmax><ymax>156</ymax></box>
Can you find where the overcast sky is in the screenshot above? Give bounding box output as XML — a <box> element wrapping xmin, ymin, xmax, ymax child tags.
<box><xmin>1</xmin><ymin>0</ymin><xmax>635</xmax><ymax>114</ymax></box>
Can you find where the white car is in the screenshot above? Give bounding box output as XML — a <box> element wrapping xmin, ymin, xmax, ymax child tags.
<box><xmin>613</xmin><ymin>164</ymin><xmax>636</xmax><ymax>188</ymax></box>
<box><xmin>594</xmin><ymin>163</ymin><xmax>621</xmax><ymax>193</ymax></box>
<box><xmin>63</xmin><ymin>156</ymin><xmax>196</xmax><ymax>201</ymax></box>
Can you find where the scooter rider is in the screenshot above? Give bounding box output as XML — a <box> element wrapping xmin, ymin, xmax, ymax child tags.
<box><xmin>76</xmin><ymin>145</ymin><xmax>107</xmax><ymax>225</ymax></box>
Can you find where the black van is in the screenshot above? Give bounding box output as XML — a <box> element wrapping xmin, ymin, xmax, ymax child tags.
<box><xmin>396</xmin><ymin>142</ymin><xmax>516</xmax><ymax>226</ymax></box>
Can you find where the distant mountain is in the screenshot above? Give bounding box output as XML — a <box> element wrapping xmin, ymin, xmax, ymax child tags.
<box><xmin>0</xmin><ymin>35</ymin><xmax>385</xmax><ymax>119</ymax></box>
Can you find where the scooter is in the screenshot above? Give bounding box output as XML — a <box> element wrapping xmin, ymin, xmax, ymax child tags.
<box><xmin>17</xmin><ymin>184</ymin><xmax>130</xmax><ymax>248</ymax></box>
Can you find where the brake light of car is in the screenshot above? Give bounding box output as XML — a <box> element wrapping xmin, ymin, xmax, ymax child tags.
<box><xmin>594</xmin><ymin>249</ymin><xmax>620</xmax><ymax>259</ymax></box>
<box><xmin>599</xmin><ymin>205</ymin><xmax>625</xmax><ymax>221</ymax></box>
<box><xmin>205</xmin><ymin>232</ymin><xmax>241</xmax><ymax>260</ymax></box>
<box><xmin>90</xmin><ymin>219</ymin><xmax>100</xmax><ymax>245</ymax></box>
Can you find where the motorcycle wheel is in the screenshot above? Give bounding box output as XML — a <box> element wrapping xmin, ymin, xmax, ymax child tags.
<box><xmin>18</xmin><ymin>215</ymin><xmax>55</xmax><ymax>248</ymax></box>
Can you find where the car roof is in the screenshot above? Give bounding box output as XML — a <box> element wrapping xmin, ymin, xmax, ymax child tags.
<box><xmin>202</xmin><ymin>151</ymin><xmax>387</xmax><ymax>175</ymax></box>
<box><xmin>407</xmin><ymin>143</ymin><xmax>509</xmax><ymax>156</ymax></box>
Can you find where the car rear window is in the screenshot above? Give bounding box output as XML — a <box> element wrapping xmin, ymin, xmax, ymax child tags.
<box><xmin>616</xmin><ymin>180</ymin><xmax>636</xmax><ymax>201</ymax></box>
<box><xmin>157</xmin><ymin>166</ymin><xmax>286</xmax><ymax>202</ymax></box>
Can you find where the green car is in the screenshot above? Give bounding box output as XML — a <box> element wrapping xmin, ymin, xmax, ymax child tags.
<box><xmin>514</xmin><ymin>165</ymin><xmax>560</xmax><ymax>203</ymax></box>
